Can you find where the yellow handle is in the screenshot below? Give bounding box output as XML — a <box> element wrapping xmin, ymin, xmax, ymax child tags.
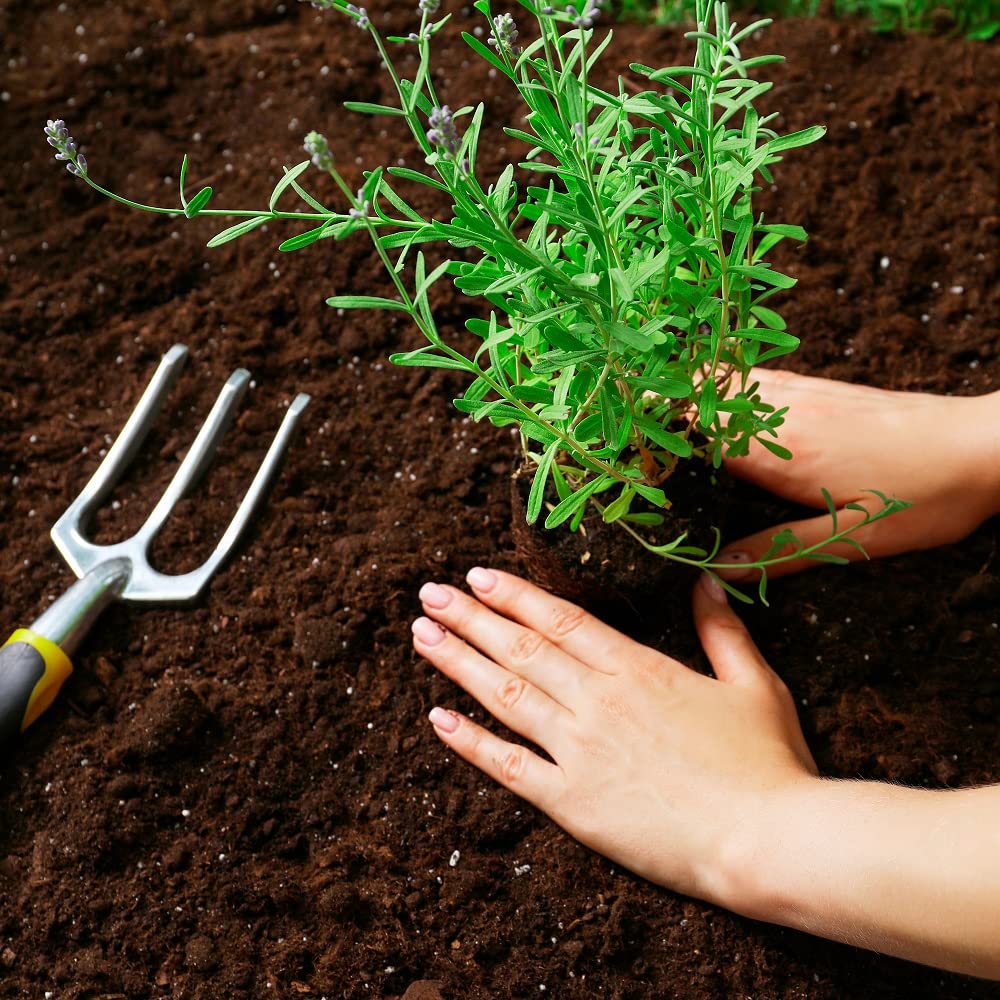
<box><xmin>1</xmin><ymin>629</ymin><xmax>74</xmax><ymax>736</ymax></box>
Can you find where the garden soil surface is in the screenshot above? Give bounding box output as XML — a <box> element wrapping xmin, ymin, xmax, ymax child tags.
<box><xmin>1</xmin><ymin>2</ymin><xmax>998</xmax><ymax>997</ymax></box>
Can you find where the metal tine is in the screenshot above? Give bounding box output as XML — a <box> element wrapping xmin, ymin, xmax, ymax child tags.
<box><xmin>134</xmin><ymin>367</ymin><xmax>251</xmax><ymax>548</ymax></box>
<box><xmin>131</xmin><ymin>392</ymin><xmax>311</xmax><ymax>601</ymax></box>
<box><xmin>51</xmin><ymin>344</ymin><xmax>189</xmax><ymax>573</ymax></box>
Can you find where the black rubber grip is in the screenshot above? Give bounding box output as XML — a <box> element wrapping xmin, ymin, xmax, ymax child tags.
<box><xmin>0</xmin><ymin>642</ymin><xmax>46</xmax><ymax>749</ymax></box>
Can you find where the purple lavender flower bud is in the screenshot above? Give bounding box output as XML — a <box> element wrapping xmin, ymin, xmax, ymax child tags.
<box><xmin>488</xmin><ymin>13</ymin><xmax>521</xmax><ymax>56</ymax></box>
<box><xmin>541</xmin><ymin>4</ymin><xmax>554</xmax><ymax>12</ymax></box>
<box><xmin>345</xmin><ymin>3</ymin><xmax>370</xmax><ymax>28</ymax></box>
<box><xmin>567</xmin><ymin>0</ymin><xmax>604</xmax><ymax>28</ymax></box>
<box><xmin>44</xmin><ymin>119</ymin><xmax>70</xmax><ymax>142</ymax></box>
<box><xmin>348</xmin><ymin>188</ymin><xmax>370</xmax><ymax>219</ymax></box>
<box><xmin>44</xmin><ymin>118</ymin><xmax>87</xmax><ymax>176</ymax></box>
<box><xmin>304</xmin><ymin>130</ymin><xmax>335</xmax><ymax>172</ymax></box>
<box><xmin>427</xmin><ymin>105</ymin><xmax>461</xmax><ymax>158</ymax></box>
<box><xmin>418</xmin><ymin>0</ymin><xmax>440</xmax><ymax>12</ymax></box>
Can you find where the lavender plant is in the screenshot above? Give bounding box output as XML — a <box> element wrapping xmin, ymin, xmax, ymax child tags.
<box><xmin>45</xmin><ymin>0</ymin><xmax>908</xmax><ymax>600</ymax></box>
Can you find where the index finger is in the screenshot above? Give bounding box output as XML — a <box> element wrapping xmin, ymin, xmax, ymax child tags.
<box><xmin>464</xmin><ymin>567</ymin><xmax>676</xmax><ymax>676</ymax></box>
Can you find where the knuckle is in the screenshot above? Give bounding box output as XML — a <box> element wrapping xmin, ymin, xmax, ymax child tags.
<box><xmin>549</xmin><ymin>602</ymin><xmax>588</xmax><ymax>638</ymax></box>
<box><xmin>449</xmin><ymin>600</ymin><xmax>479</xmax><ymax>634</ymax></box>
<box><xmin>496</xmin><ymin>675</ymin><xmax>528</xmax><ymax>711</ymax></box>
<box><xmin>497</xmin><ymin>747</ymin><xmax>525</xmax><ymax>784</ymax></box>
<box><xmin>509</xmin><ymin>629</ymin><xmax>545</xmax><ymax>663</ymax></box>
<box><xmin>713</xmin><ymin>617</ymin><xmax>749</xmax><ymax>638</ymax></box>
<box><xmin>466</xmin><ymin>725</ymin><xmax>487</xmax><ymax>761</ymax></box>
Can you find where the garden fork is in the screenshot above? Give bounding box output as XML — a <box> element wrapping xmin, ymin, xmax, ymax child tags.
<box><xmin>0</xmin><ymin>344</ymin><xmax>310</xmax><ymax>747</ymax></box>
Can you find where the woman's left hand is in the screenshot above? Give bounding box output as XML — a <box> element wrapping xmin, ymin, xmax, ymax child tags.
<box><xmin>412</xmin><ymin>568</ymin><xmax>818</xmax><ymax>910</ymax></box>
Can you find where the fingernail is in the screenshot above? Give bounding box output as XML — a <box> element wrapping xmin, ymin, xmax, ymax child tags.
<box><xmin>429</xmin><ymin>707</ymin><xmax>460</xmax><ymax>733</ymax></box>
<box><xmin>419</xmin><ymin>581</ymin><xmax>452</xmax><ymax>609</ymax></box>
<box><xmin>718</xmin><ymin>550</ymin><xmax>752</xmax><ymax>581</ymax></box>
<box><xmin>700</xmin><ymin>573</ymin><xmax>728</xmax><ymax>604</ymax></box>
<box><xmin>467</xmin><ymin>566</ymin><xmax>497</xmax><ymax>593</ymax></box>
<box><xmin>412</xmin><ymin>617</ymin><xmax>446</xmax><ymax>646</ymax></box>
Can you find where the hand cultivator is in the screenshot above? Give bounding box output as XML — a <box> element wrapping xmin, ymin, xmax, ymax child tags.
<box><xmin>0</xmin><ymin>345</ymin><xmax>309</xmax><ymax>747</ymax></box>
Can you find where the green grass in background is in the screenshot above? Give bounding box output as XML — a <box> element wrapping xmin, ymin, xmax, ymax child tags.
<box><xmin>615</xmin><ymin>0</ymin><xmax>999</xmax><ymax>38</ymax></box>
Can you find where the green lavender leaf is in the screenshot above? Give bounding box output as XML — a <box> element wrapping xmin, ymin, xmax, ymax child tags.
<box><xmin>269</xmin><ymin>161</ymin><xmax>311</xmax><ymax>210</ymax></box>
<box><xmin>184</xmin><ymin>186</ymin><xmax>213</xmax><ymax>218</ymax></box>
<box><xmin>527</xmin><ymin>441</ymin><xmax>560</xmax><ymax>525</ymax></box>
<box><xmin>279</xmin><ymin>223</ymin><xmax>332</xmax><ymax>252</ymax></box>
<box><xmin>343</xmin><ymin>101</ymin><xmax>406</xmax><ymax>117</ymax></box>
<box><xmin>326</xmin><ymin>294</ymin><xmax>409</xmax><ymax>311</ymax></box>
<box><xmin>544</xmin><ymin>475</ymin><xmax>614</xmax><ymax>530</ymax></box>
<box><xmin>206</xmin><ymin>216</ymin><xmax>269</xmax><ymax>247</ymax></box>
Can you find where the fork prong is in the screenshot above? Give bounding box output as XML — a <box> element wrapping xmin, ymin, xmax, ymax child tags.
<box><xmin>135</xmin><ymin>368</ymin><xmax>251</xmax><ymax>547</ymax></box>
<box><xmin>51</xmin><ymin>344</ymin><xmax>189</xmax><ymax>575</ymax></box>
<box><xmin>138</xmin><ymin>392</ymin><xmax>310</xmax><ymax>601</ymax></box>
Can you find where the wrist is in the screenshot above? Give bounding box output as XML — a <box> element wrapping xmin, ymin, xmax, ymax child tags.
<box><xmin>706</xmin><ymin>773</ymin><xmax>826</xmax><ymax>920</ymax></box>
<box><xmin>711</xmin><ymin>776</ymin><xmax>1000</xmax><ymax>978</ymax></box>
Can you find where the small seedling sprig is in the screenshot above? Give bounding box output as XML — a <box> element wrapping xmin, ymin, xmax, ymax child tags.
<box><xmin>44</xmin><ymin>0</ymin><xmax>909</xmax><ymax>601</ymax></box>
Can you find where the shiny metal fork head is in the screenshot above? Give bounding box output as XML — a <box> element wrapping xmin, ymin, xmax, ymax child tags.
<box><xmin>49</xmin><ymin>343</ymin><xmax>310</xmax><ymax>604</ymax></box>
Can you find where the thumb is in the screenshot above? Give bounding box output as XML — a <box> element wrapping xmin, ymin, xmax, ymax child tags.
<box><xmin>692</xmin><ymin>574</ymin><xmax>776</xmax><ymax>689</ymax></box>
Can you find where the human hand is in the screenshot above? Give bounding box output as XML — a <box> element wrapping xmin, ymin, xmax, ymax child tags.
<box><xmin>412</xmin><ymin>568</ymin><xmax>817</xmax><ymax>909</ymax></box>
<box><xmin>720</xmin><ymin>369</ymin><xmax>1000</xmax><ymax>578</ymax></box>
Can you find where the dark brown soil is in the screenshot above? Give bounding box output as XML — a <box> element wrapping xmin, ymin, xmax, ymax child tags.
<box><xmin>1</xmin><ymin>2</ymin><xmax>998</xmax><ymax>998</ymax></box>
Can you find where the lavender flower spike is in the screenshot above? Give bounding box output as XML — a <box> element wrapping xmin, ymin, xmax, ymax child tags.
<box><xmin>44</xmin><ymin>118</ymin><xmax>88</xmax><ymax>176</ymax></box>
<box><xmin>567</xmin><ymin>0</ymin><xmax>604</xmax><ymax>28</ymax></box>
<box><xmin>303</xmin><ymin>0</ymin><xmax>369</xmax><ymax>25</ymax></box>
<box><xmin>426</xmin><ymin>105</ymin><xmax>461</xmax><ymax>158</ymax></box>
<box><xmin>345</xmin><ymin>3</ymin><xmax>370</xmax><ymax>28</ymax></box>
<box><xmin>304</xmin><ymin>131</ymin><xmax>335</xmax><ymax>172</ymax></box>
<box><xmin>488</xmin><ymin>13</ymin><xmax>522</xmax><ymax>56</ymax></box>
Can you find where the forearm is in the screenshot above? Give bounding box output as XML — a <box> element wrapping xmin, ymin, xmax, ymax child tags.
<box><xmin>728</xmin><ymin>778</ymin><xmax>1000</xmax><ymax>978</ymax></box>
<box><xmin>975</xmin><ymin>389</ymin><xmax>1000</xmax><ymax>517</ymax></box>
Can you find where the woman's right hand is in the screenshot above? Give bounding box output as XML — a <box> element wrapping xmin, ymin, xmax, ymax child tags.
<box><xmin>718</xmin><ymin>369</ymin><xmax>1000</xmax><ymax>579</ymax></box>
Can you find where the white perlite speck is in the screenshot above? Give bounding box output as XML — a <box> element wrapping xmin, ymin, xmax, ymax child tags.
<box><xmin>449</xmin><ymin>850</ymin><xmax>461</xmax><ymax>867</ymax></box>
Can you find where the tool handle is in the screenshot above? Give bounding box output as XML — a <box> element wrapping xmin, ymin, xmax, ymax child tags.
<box><xmin>0</xmin><ymin>630</ymin><xmax>73</xmax><ymax>747</ymax></box>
